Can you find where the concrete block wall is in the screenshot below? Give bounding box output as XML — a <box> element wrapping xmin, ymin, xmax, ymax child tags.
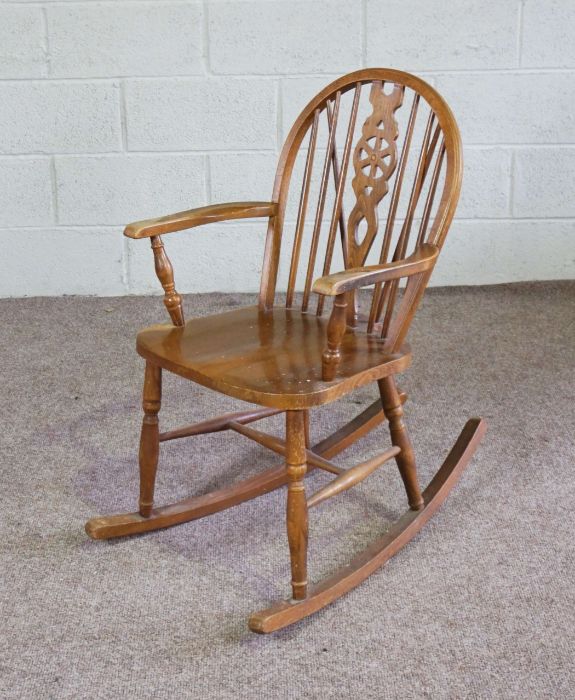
<box><xmin>0</xmin><ymin>0</ymin><xmax>573</xmax><ymax>296</ymax></box>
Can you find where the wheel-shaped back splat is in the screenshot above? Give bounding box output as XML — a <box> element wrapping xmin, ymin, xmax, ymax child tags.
<box><xmin>347</xmin><ymin>81</ymin><xmax>404</xmax><ymax>269</ymax></box>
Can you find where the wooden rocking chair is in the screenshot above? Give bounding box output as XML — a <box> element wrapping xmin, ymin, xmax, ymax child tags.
<box><xmin>85</xmin><ymin>69</ymin><xmax>486</xmax><ymax>633</ymax></box>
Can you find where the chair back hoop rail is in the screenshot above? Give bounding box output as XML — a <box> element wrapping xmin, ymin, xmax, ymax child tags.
<box><xmin>259</xmin><ymin>69</ymin><xmax>462</xmax><ymax>378</ymax></box>
<box><xmin>85</xmin><ymin>69</ymin><xmax>485</xmax><ymax>635</ymax></box>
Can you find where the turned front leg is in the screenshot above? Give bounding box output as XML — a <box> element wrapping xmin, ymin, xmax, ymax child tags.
<box><xmin>139</xmin><ymin>362</ymin><xmax>162</xmax><ymax>517</ymax></box>
<box><xmin>285</xmin><ymin>410</ymin><xmax>309</xmax><ymax>600</ymax></box>
<box><xmin>303</xmin><ymin>409</ymin><xmax>310</xmax><ymax>448</ymax></box>
<box><xmin>322</xmin><ymin>293</ymin><xmax>348</xmax><ymax>381</ymax></box>
<box><xmin>378</xmin><ymin>376</ymin><xmax>424</xmax><ymax>510</ymax></box>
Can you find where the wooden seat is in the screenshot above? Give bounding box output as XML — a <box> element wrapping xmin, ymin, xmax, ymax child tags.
<box><xmin>85</xmin><ymin>68</ymin><xmax>486</xmax><ymax>634</ymax></box>
<box><xmin>136</xmin><ymin>306</ymin><xmax>411</xmax><ymax>408</ymax></box>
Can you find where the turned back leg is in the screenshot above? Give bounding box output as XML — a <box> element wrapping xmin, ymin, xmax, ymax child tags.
<box><xmin>285</xmin><ymin>410</ymin><xmax>309</xmax><ymax>600</ymax></box>
<box><xmin>378</xmin><ymin>376</ymin><xmax>424</xmax><ymax>510</ymax></box>
<box><xmin>139</xmin><ymin>362</ymin><xmax>162</xmax><ymax>517</ymax></box>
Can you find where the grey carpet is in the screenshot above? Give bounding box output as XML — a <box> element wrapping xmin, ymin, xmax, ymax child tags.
<box><xmin>1</xmin><ymin>282</ymin><xmax>574</xmax><ymax>700</ymax></box>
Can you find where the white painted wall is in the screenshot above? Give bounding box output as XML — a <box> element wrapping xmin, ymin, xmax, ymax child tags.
<box><xmin>0</xmin><ymin>0</ymin><xmax>573</xmax><ymax>297</ymax></box>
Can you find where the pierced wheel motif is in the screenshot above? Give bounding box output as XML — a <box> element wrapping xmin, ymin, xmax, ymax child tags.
<box><xmin>347</xmin><ymin>82</ymin><xmax>404</xmax><ymax>267</ymax></box>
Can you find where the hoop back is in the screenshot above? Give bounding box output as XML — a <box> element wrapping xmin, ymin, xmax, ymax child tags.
<box><xmin>259</xmin><ymin>69</ymin><xmax>462</xmax><ymax>348</ymax></box>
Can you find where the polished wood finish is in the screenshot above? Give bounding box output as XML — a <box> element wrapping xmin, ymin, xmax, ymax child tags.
<box><xmin>417</xmin><ymin>142</ymin><xmax>446</xmax><ymax>247</ymax></box>
<box><xmin>347</xmin><ymin>81</ymin><xmax>404</xmax><ymax>269</ymax></box>
<box><xmin>124</xmin><ymin>201</ymin><xmax>277</xmax><ymax>239</ymax></box>
<box><xmin>379</xmin><ymin>376</ymin><xmax>424</xmax><ymax>510</ymax></box>
<box><xmin>86</xmin><ymin>69</ymin><xmax>485</xmax><ymax>633</ymax></box>
<box><xmin>307</xmin><ymin>445</ymin><xmax>399</xmax><ymax>509</ymax></box>
<box><xmin>159</xmin><ymin>407</ymin><xmax>282</xmax><ymax>442</ymax></box>
<box><xmin>85</xmin><ymin>398</ymin><xmax>391</xmax><ymax>540</ymax></box>
<box><xmin>368</xmin><ymin>92</ymin><xmax>421</xmax><ymax>333</ymax></box>
<box><xmin>303</xmin><ymin>409</ymin><xmax>310</xmax><ymax>449</ymax></box>
<box><xmin>285</xmin><ymin>411</ymin><xmax>309</xmax><ymax>599</ymax></box>
<box><xmin>312</xmin><ymin>243</ymin><xmax>438</xmax><ymax>297</ymax></box>
<box><xmin>136</xmin><ymin>306</ymin><xmax>411</xmax><ymax>409</ymax></box>
<box><xmin>138</xmin><ymin>362</ymin><xmax>161</xmax><ymax>517</ymax></box>
<box><xmin>302</xmin><ymin>92</ymin><xmax>341</xmax><ymax>312</ymax></box>
<box><xmin>321</xmin><ymin>293</ymin><xmax>348</xmax><ymax>381</ymax></box>
<box><xmin>150</xmin><ymin>236</ymin><xmax>184</xmax><ymax>326</ymax></box>
<box><xmin>286</xmin><ymin>110</ymin><xmax>319</xmax><ymax>308</ymax></box>
<box><xmin>228</xmin><ymin>420</ymin><xmax>343</xmax><ymax>475</ymax></box>
<box><xmin>249</xmin><ymin>418</ymin><xmax>486</xmax><ymax>633</ymax></box>
<box><xmin>316</xmin><ymin>83</ymin><xmax>361</xmax><ymax>317</ymax></box>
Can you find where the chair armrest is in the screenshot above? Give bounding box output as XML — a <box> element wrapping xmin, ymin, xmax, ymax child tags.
<box><xmin>128</xmin><ymin>201</ymin><xmax>276</xmax><ymax>326</ymax></box>
<box><xmin>312</xmin><ymin>244</ymin><xmax>439</xmax><ymax>296</ymax></box>
<box><xmin>124</xmin><ymin>201</ymin><xmax>278</xmax><ymax>239</ymax></box>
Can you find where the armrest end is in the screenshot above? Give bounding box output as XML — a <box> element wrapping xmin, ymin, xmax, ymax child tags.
<box><xmin>124</xmin><ymin>201</ymin><xmax>278</xmax><ymax>239</ymax></box>
<box><xmin>312</xmin><ymin>244</ymin><xmax>439</xmax><ymax>296</ymax></box>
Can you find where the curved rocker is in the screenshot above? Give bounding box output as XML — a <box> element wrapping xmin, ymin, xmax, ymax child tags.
<box><xmin>249</xmin><ymin>418</ymin><xmax>486</xmax><ymax>633</ymax></box>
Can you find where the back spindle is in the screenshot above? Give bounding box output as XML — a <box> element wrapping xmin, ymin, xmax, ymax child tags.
<box><xmin>286</xmin><ymin>109</ymin><xmax>319</xmax><ymax>308</ymax></box>
<box><xmin>316</xmin><ymin>83</ymin><xmax>362</xmax><ymax>317</ymax></box>
<box><xmin>416</xmin><ymin>140</ymin><xmax>446</xmax><ymax>247</ymax></box>
<box><xmin>272</xmin><ymin>72</ymin><xmax>455</xmax><ymax>351</ymax></box>
<box><xmin>368</xmin><ymin>92</ymin><xmax>420</xmax><ymax>332</ymax></box>
<box><xmin>301</xmin><ymin>92</ymin><xmax>341</xmax><ymax>312</ymax></box>
<box><xmin>380</xmin><ymin>110</ymin><xmax>441</xmax><ymax>338</ymax></box>
<box><xmin>326</xmin><ymin>100</ymin><xmax>350</xmax><ymax>272</ymax></box>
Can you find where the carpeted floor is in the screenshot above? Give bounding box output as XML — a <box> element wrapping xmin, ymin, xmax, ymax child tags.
<box><xmin>1</xmin><ymin>282</ymin><xmax>574</xmax><ymax>699</ymax></box>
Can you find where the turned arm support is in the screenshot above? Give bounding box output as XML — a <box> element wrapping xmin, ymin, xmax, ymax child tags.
<box><xmin>313</xmin><ymin>244</ymin><xmax>439</xmax><ymax>381</ymax></box>
<box><xmin>124</xmin><ymin>201</ymin><xmax>277</xmax><ymax>325</ymax></box>
<box><xmin>149</xmin><ymin>236</ymin><xmax>185</xmax><ymax>326</ymax></box>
